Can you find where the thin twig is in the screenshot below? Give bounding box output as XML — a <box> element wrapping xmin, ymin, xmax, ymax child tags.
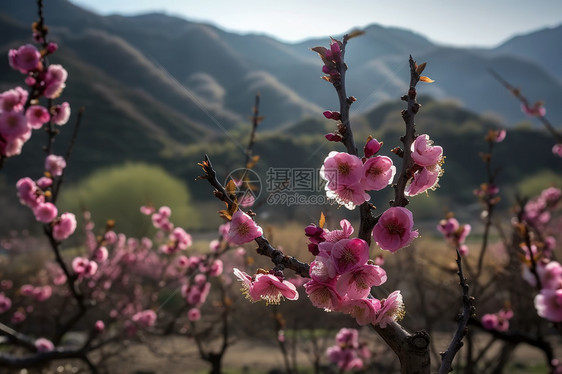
<box><xmin>439</xmin><ymin>247</ymin><xmax>475</xmax><ymax>373</ymax></box>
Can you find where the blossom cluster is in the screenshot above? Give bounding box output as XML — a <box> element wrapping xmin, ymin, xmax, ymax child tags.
<box><xmin>303</xmin><ymin>219</ymin><xmax>403</xmax><ymax>327</ymax></box>
<box><xmin>16</xmin><ymin>160</ymin><xmax>77</xmax><ymax>241</ymax></box>
<box><xmin>531</xmin><ymin>259</ymin><xmax>562</xmax><ymax>322</ymax></box>
<box><xmin>437</xmin><ymin>215</ymin><xmax>471</xmax><ymax>256</ymax></box>
<box><xmin>406</xmin><ymin>134</ymin><xmax>444</xmax><ymax>196</ymax></box>
<box><xmin>515</xmin><ymin>187</ymin><xmax>562</xmax><ymax>322</ymax></box>
<box><xmin>326</xmin><ymin>328</ymin><xmax>372</xmax><ymax>372</ymax></box>
<box><xmin>2</xmin><ymin>42</ymin><xmax>70</xmax><ymax>158</ymax></box>
<box><xmin>481</xmin><ymin>308</ymin><xmax>513</xmax><ymax>332</ymax></box>
<box><xmin>319</xmin><ymin>142</ymin><xmax>395</xmax><ymax>210</ymax></box>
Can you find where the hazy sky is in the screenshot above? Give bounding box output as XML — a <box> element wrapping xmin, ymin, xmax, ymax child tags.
<box><xmin>69</xmin><ymin>0</ymin><xmax>562</xmax><ymax>47</ymax></box>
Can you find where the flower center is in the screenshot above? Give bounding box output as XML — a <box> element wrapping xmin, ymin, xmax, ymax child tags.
<box><xmin>338</xmin><ymin>162</ymin><xmax>351</xmax><ymax>176</ymax></box>
<box><xmin>386</xmin><ymin>220</ymin><xmax>405</xmax><ymax>236</ymax></box>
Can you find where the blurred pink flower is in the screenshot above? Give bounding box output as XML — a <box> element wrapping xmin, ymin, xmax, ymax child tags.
<box><xmin>481</xmin><ymin>313</ymin><xmax>499</xmax><ymax>330</ymax></box>
<box><xmin>45</xmin><ymin>154</ymin><xmax>66</xmax><ymax>177</ymax></box>
<box><xmin>8</xmin><ymin>44</ymin><xmax>41</xmax><ymax>73</ymax></box>
<box><xmin>34</xmin><ymin>337</ymin><xmax>54</xmax><ymax>352</ymax></box>
<box><xmin>0</xmin><ymin>110</ymin><xmax>29</xmax><ymax>140</ymax></box>
<box><xmin>16</xmin><ymin>177</ymin><xmax>43</xmax><ymax>208</ymax></box>
<box><xmin>52</xmin><ymin>212</ymin><xmax>76</xmax><ymax>241</ymax></box>
<box><xmin>33</xmin><ymin>202</ymin><xmax>58</xmax><ymax>223</ymax></box>
<box><xmin>553</xmin><ymin>144</ymin><xmax>562</xmax><ymax>158</ymax></box>
<box><xmin>0</xmin><ymin>87</ymin><xmax>28</xmax><ymax>112</ymax></box>
<box><xmin>132</xmin><ymin>309</ymin><xmax>157</xmax><ymax>327</ymax></box>
<box><xmin>535</xmin><ymin>288</ymin><xmax>562</xmax><ymax>322</ymax></box>
<box><xmin>0</xmin><ymin>293</ymin><xmax>12</xmax><ymax>313</ymax></box>
<box><xmin>188</xmin><ymin>308</ymin><xmax>201</xmax><ymax>321</ymax></box>
<box><xmin>43</xmin><ymin>64</ymin><xmax>67</xmax><ymax>99</ymax></box>
<box><xmin>51</xmin><ymin>102</ymin><xmax>71</xmax><ymax>125</ymax></box>
<box><xmin>95</xmin><ymin>320</ymin><xmax>105</xmax><ymax>332</ymax></box>
<box><xmin>521</xmin><ymin>102</ymin><xmax>546</xmax><ymax>117</ymax></box>
<box><xmin>372</xmin><ymin>207</ymin><xmax>418</xmax><ymax>252</ymax></box>
<box><xmin>25</xmin><ymin>105</ymin><xmax>50</xmax><ymax>129</ymax></box>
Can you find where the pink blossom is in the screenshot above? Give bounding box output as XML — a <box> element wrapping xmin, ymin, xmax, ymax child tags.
<box><xmin>364</xmin><ymin>138</ymin><xmax>382</xmax><ymax>158</ymax></box>
<box><xmin>132</xmin><ymin>309</ymin><xmax>157</xmax><ymax>327</ymax></box>
<box><xmin>209</xmin><ymin>259</ymin><xmax>223</xmax><ymax>277</ymax></box>
<box><xmin>0</xmin><ymin>293</ymin><xmax>12</xmax><ymax>313</ymax></box>
<box><xmin>331</xmin><ymin>238</ymin><xmax>369</xmax><ymax>275</ymax></box>
<box><xmin>188</xmin><ymin>308</ymin><xmax>201</xmax><ymax>321</ymax></box>
<box><xmin>36</xmin><ymin>177</ymin><xmax>53</xmax><ymax>189</ymax></box>
<box><xmin>43</xmin><ymin>64</ymin><xmax>68</xmax><ymax>99</ymax></box>
<box><xmin>45</xmin><ymin>154</ymin><xmax>66</xmax><ymax>177</ymax></box>
<box><xmin>227</xmin><ymin>210</ymin><xmax>263</xmax><ymax>245</ymax></box>
<box><xmin>491</xmin><ymin>129</ymin><xmax>506</xmax><ymax>143</ymax></box>
<box><xmin>1</xmin><ymin>136</ymin><xmax>26</xmax><ymax>157</ymax></box>
<box><xmin>34</xmin><ymin>338</ymin><xmax>54</xmax><ymax>352</ymax></box>
<box><xmin>372</xmin><ymin>207</ymin><xmax>418</xmax><ymax>252</ymax></box>
<box><xmin>95</xmin><ymin>320</ymin><xmax>105</xmax><ymax>332</ymax></box>
<box><xmin>52</xmin><ymin>212</ymin><xmax>77</xmax><ymax>241</ymax></box>
<box><xmin>33</xmin><ymin>202</ymin><xmax>58</xmax><ymax>223</ymax></box>
<box><xmin>339</xmin><ymin>298</ymin><xmax>381</xmax><ymax>326</ymax></box>
<box><xmin>310</xmin><ymin>253</ymin><xmax>337</xmax><ymax>283</ymax></box>
<box><xmin>0</xmin><ymin>87</ymin><xmax>28</xmax><ymax>112</ymax></box>
<box><xmin>25</xmin><ymin>105</ymin><xmax>50</xmax><ymax>129</ymax></box>
<box><xmin>521</xmin><ymin>102</ymin><xmax>546</xmax><ymax>117</ymax></box>
<box><xmin>335</xmin><ymin>328</ymin><xmax>359</xmax><ymax>347</ymax></box>
<box><xmin>233</xmin><ymin>268</ymin><xmax>259</xmax><ymax>302</ymax></box>
<box><xmin>553</xmin><ymin>144</ymin><xmax>562</xmax><ymax>158</ymax></box>
<box><xmin>20</xmin><ymin>285</ymin><xmax>35</xmax><ymax>296</ymax></box>
<box><xmin>375</xmin><ymin>290</ymin><xmax>405</xmax><ymax>328</ymax></box>
<box><xmin>51</xmin><ymin>102</ymin><xmax>71</xmax><ymax>125</ymax></box>
<box><xmin>326</xmin><ymin>183</ymin><xmax>370</xmax><ymax>210</ymax></box>
<box><xmin>538</xmin><ymin>261</ymin><xmax>562</xmax><ymax>290</ymax></box>
<box><xmin>362</xmin><ymin>156</ymin><xmax>395</xmax><ymax>191</ymax></box>
<box><xmin>0</xmin><ymin>111</ymin><xmax>29</xmax><ymax>140</ymax></box>
<box><xmin>250</xmin><ymin>273</ymin><xmax>299</xmax><ymax>304</ymax></box>
<box><xmin>323</xmin><ymin>219</ymin><xmax>354</xmax><ymax>243</ymax></box>
<box><xmin>33</xmin><ymin>286</ymin><xmax>52</xmax><ymax>302</ymax></box>
<box><xmin>16</xmin><ymin>177</ymin><xmax>43</xmax><ymax>208</ymax></box>
<box><xmin>405</xmin><ymin>165</ymin><xmax>441</xmax><ymax>196</ymax></box>
<box><xmin>304</xmin><ymin>279</ymin><xmax>342</xmax><ymax>311</ymax></box>
<box><xmin>170</xmin><ymin>227</ymin><xmax>192</xmax><ymax>250</ymax></box>
<box><xmin>411</xmin><ymin>134</ymin><xmax>443</xmax><ymax>167</ymax></box>
<box><xmin>8</xmin><ymin>44</ymin><xmax>41</xmax><ymax>73</ymax></box>
<box><xmin>481</xmin><ymin>313</ymin><xmax>499</xmax><ymax>330</ymax></box>
<box><xmin>535</xmin><ymin>289</ymin><xmax>562</xmax><ymax>322</ymax></box>
<box><xmin>140</xmin><ymin>205</ymin><xmax>155</xmax><ymax>215</ymax></box>
<box><xmin>72</xmin><ymin>257</ymin><xmax>98</xmax><ymax>278</ymax></box>
<box><xmin>11</xmin><ymin>310</ymin><xmax>26</xmax><ymax>324</ymax></box>
<box><xmin>320</xmin><ymin>151</ymin><xmax>363</xmax><ymax>189</ymax></box>
<box><xmin>337</xmin><ymin>264</ymin><xmax>387</xmax><ymax>299</ymax></box>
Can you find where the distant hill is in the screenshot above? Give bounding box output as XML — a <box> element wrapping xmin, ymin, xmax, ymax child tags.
<box><xmin>2</xmin><ymin>0</ymin><xmax>560</xmax><ymax>131</ymax></box>
<box><xmin>0</xmin><ymin>0</ymin><xmax>560</xmax><ymax>194</ymax></box>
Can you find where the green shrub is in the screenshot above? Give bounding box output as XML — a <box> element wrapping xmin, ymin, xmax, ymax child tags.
<box><xmin>60</xmin><ymin>162</ymin><xmax>199</xmax><ymax>236</ymax></box>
